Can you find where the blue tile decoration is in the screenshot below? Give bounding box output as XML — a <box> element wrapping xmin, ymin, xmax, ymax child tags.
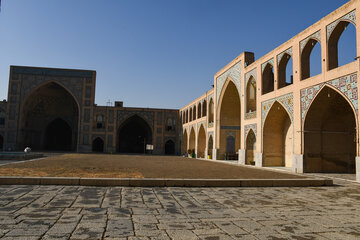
<box><xmin>216</xmin><ymin>61</ymin><xmax>242</xmax><ymax>104</ymax></box>
<box><xmin>300</xmin><ymin>30</ymin><xmax>321</xmax><ymax>53</ymax></box>
<box><xmin>327</xmin><ymin>10</ymin><xmax>356</xmax><ymax>40</ymax></box>
<box><xmin>301</xmin><ymin>73</ymin><xmax>358</xmax><ymax>120</ymax></box>
<box><xmin>261</xmin><ymin>93</ymin><xmax>294</xmax><ymax>128</ymax></box>
<box><xmin>244</xmin><ymin>123</ymin><xmax>257</xmax><ymax>144</ymax></box>
<box><xmin>261</xmin><ymin>58</ymin><xmax>274</xmax><ymax>73</ymax></box>
<box><xmin>277</xmin><ymin>47</ymin><xmax>293</xmax><ymax>65</ymax></box>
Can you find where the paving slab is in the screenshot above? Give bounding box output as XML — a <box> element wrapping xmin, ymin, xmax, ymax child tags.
<box><xmin>0</xmin><ymin>181</ymin><xmax>359</xmax><ymax>239</ymax></box>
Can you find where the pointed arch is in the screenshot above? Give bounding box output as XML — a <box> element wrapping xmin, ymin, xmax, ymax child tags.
<box><xmin>304</xmin><ymin>86</ymin><xmax>356</xmax><ymax>173</ymax></box>
<box><xmin>208</xmin><ymin>134</ymin><xmax>213</xmax><ymax>159</ymax></box>
<box><xmin>246</xmin><ymin>76</ymin><xmax>256</xmax><ymax>113</ymax></box>
<box><xmin>197</xmin><ymin>102</ymin><xmax>202</xmax><ymax>119</ymax></box>
<box><xmin>262</xmin><ymin>63</ymin><xmax>274</xmax><ymax>94</ymax></box>
<box><xmin>182</xmin><ymin>129</ymin><xmax>188</xmax><ymax>155</ymax></box>
<box><xmin>45</xmin><ymin>118</ymin><xmax>73</xmax><ymax>151</ymax></box>
<box><xmin>328</xmin><ymin>20</ymin><xmax>357</xmax><ymax>70</ymax></box>
<box><xmin>189</xmin><ymin>108</ymin><xmax>193</xmax><ymax>122</ymax></box>
<box><xmin>217</xmin><ymin>79</ymin><xmax>241</xmax><ymax>160</ymax></box>
<box><xmin>165</xmin><ymin>139</ymin><xmax>175</xmax><ymax>155</ymax></box>
<box><xmin>208</xmin><ymin>98</ymin><xmax>214</xmax><ymax>125</ymax></box>
<box><xmin>189</xmin><ymin>127</ymin><xmax>196</xmax><ymax>156</ymax></box>
<box><xmin>19</xmin><ymin>81</ymin><xmax>79</xmax><ymax>150</ymax></box>
<box><xmin>197</xmin><ymin>124</ymin><xmax>206</xmax><ymax>158</ymax></box>
<box><xmin>193</xmin><ymin>105</ymin><xmax>197</xmax><ymax>120</ymax></box>
<box><xmin>202</xmin><ymin>100</ymin><xmax>207</xmax><ymax>117</ymax></box>
<box><xmin>117</xmin><ymin>114</ymin><xmax>152</xmax><ymax>153</ymax></box>
<box><xmin>278</xmin><ymin>53</ymin><xmax>293</xmax><ymax>88</ymax></box>
<box><xmin>92</xmin><ymin>137</ymin><xmax>104</xmax><ymax>152</ymax></box>
<box><xmin>301</xmin><ymin>38</ymin><xmax>322</xmax><ymax>80</ymax></box>
<box><xmin>263</xmin><ymin>101</ymin><xmax>293</xmax><ymax>167</ymax></box>
<box><xmin>245</xmin><ymin>129</ymin><xmax>256</xmax><ymax>165</ymax></box>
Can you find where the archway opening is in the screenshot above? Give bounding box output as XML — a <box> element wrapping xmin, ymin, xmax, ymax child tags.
<box><xmin>304</xmin><ymin>86</ymin><xmax>356</xmax><ymax>173</ymax></box>
<box><xmin>208</xmin><ymin>135</ymin><xmax>213</xmax><ymax>159</ymax></box>
<box><xmin>208</xmin><ymin>99</ymin><xmax>214</xmax><ymax>125</ymax></box>
<box><xmin>246</xmin><ymin>130</ymin><xmax>256</xmax><ymax>165</ymax></box>
<box><xmin>263</xmin><ymin>101</ymin><xmax>293</xmax><ymax>167</ymax></box>
<box><xmin>182</xmin><ymin>130</ymin><xmax>188</xmax><ymax>155</ymax></box>
<box><xmin>45</xmin><ymin>118</ymin><xmax>72</xmax><ymax>151</ymax></box>
<box><xmin>246</xmin><ymin>77</ymin><xmax>256</xmax><ymax>113</ymax></box>
<box><xmin>117</xmin><ymin>115</ymin><xmax>152</xmax><ymax>153</ymax></box>
<box><xmin>0</xmin><ymin>134</ymin><xmax>3</xmax><ymax>151</ymax></box>
<box><xmin>20</xmin><ymin>82</ymin><xmax>79</xmax><ymax>151</ymax></box>
<box><xmin>165</xmin><ymin>140</ymin><xmax>175</xmax><ymax>155</ymax></box>
<box><xmin>219</xmin><ymin>81</ymin><xmax>240</xmax><ymax>160</ymax></box>
<box><xmin>92</xmin><ymin>137</ymin><xmax>104</xmax><ymax>152</ymax></box>
<box><xmin>278</xmin><ymin>53</ymin><xmax>293</xmax><ymax>89</ymax></box>
<box><xmin>197</xmin><ymin>103</ymin><xmax>202</xmax><ymax>119</ymax></box>
<box><xmin>328</xmin><ymin>21</ymin><xmax>356</xmax><ymax>70</ymax></box>
<box><xmin>202</xmin><ymin>100</ymin><xmax>207</xmax><ymax>117</ymax></box>
<box><xmin>262</xmin><ymin>63</ymin><xmax>274</xmax><ymax>95</ymax></box>
<box><xmin>189</xmin><ymin>127</ymin><xmax>196</xmax><ymax>157</ymax></box>
<box><xmin>301</xmin><ymin>39</ymin><xmax>321</xmax><ymax>80</ymax></box>
<box><xmin>197</xmin><ymin>125</ymin><xmax>206</xmax><ymax>158</ymax></box>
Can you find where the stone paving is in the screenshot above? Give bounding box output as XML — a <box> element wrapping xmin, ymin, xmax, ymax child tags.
<box><xmin>0</xmin><ymin>180</ymin><xmax>359</xmax><ymax>240</ymax></box>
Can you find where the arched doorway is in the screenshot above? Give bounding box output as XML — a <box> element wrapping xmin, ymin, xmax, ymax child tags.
<box><xmin>263</xmin><ymin>101</ymin><xmax>293</xmax><ymax>167</ymax></box>
<box><xmin>304</xmin><ymin>86</ymin><xmax>356</xmax><ymax>173</ymax></box>
<box><xmin>197</xmin><ymin>125</ymin><xmax>206</xmax><ymax>158</ymax></box>
<box><xmin>165</xmin><ymin>140</ymin><xmax>175</xmax><ymax>155</ymax></box>
<box><xmin>182</xmin><ymin>130</ymin><xmax>188</xmax><ymax>155</ymax></box>
<box><xmin>208</xmin><ymin>135</ymin><xmax>213</xmax><ymax>159</ymax></box>
<box><xmin>208</xmin><ymin>98</ymin><xmax>214</xmax><ymax>125</ymax></box>
<box><xmin>92</xmin><ymin>137</ymin><xmax>104</xmax><ymax>152</ymax></box>
<box><xmin>19</xmin><ymin>82</ymin><xmax>79</xmax><ymax>151</ymax></box>
<box><xmin>45</xmin><ymin>118</ymin><xmax>72</xmax><ymax>151</ymax></box>
<box><xmin>328</xmin><ymin>21</ymin><xmax>356</xmax><ymax>70</ymax></box>
<box><xmin>246</xmin><ymin>77</ymin><xmax>256</xmax><ymax>113</ymax></box>
<box><xmin>218</xmin><ymin>80</ymin><xmax>240</xmax><ymax>160</ymax></box>
<box><xmin>246</xmin><ymin>130</ymin><xmax>256</xmax><ymax>165</ymax></box>
<box><xmin>117</xmin><ymin>115</ymin><xmax>152</xmax><ymax>153</ymax></box>
<box><xmin>301</xmin><ymin>38</ymin><xmax>321</xmax><ymax>80</ymax></box>
<box><xmin>0</xmin><ymin>134</ymin><xmax>3</xmax><ymax>151</ymax></box>
<box><xmin>262</xmin><ymin>63</ymin><xmax>274</xmax><ymax>94</ymax></box>
<box><xmin>189</xmin><ymin>127</ymin><xmax>196</xmax><ymax>157</ymax></box>
<box><xmin>278</xmin><ymin>53</ymin><xmax>293</xmax><ymax>88</ymax></box>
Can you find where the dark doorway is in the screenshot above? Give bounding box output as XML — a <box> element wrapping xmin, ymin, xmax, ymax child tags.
<box><xmin>0</xmin><ymin>134</ymin><xmax>3</xmax><ymax>151</ymax></box>
<box><xmin>165</xmin><ymin>140</ymin><xmax>175</xmax><ymax>155</ymax></box>
<box><xmin>226</xmin><ymin>136</ymin><xmax>235</xmax><ymax>154</ymax></box>
<box><xmin>118</xmin><ymin>115</ymin><xmax>152</xmax><ymax>153</ymax></box>
<box><xmin>304</xmin><ymin>86</ymin><xmax>356</xmax><ymax>173</ymax></box>
<box><xmin>92</xmin><ymin>137</ymin><xmax>104</xmax><ymax>152</ymax></box>
<box><xmin>20</xmin><ymin>82</ymin><xmax>78</xmax><ymax>150</ymax></box>
<box><xmin>45</xmin><ymin>118</ymin><xmax>72</xmax><ymax>151</ymax></box>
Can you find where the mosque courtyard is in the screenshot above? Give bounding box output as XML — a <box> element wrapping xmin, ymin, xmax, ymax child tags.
<box><xmin>0</xmin><ymin>154</ymin><xmax>304</xmax><ymax>179</ymax></box>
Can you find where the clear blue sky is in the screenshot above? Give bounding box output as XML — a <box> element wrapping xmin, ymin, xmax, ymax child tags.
<box><xmin>0</xmin><ymin>0</ymin><xmax>352</xmax><ymax>109</ymax></box>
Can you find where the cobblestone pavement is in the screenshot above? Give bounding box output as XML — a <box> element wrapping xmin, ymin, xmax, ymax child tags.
<box><xmin>0</xmin><ymin>180</ymin><xmax>359</xmax><ymax>240</ymax></box>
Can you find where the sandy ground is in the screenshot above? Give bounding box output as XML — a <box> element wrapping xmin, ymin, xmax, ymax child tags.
<box><xmin>0</xmin><ymin>154</ymin><xmax>306</xmax><ymax>179</ymax></box>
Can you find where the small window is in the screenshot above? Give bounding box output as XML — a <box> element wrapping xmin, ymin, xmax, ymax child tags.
<box><xmin>0</xmin><ymin>118</ymin><xmax>4</xmax><ymax>125</ymax></box>
<box><xmin>96</xmin><ymin>122</ymin><xmax>103</xmax><ymax>129</ymax></box>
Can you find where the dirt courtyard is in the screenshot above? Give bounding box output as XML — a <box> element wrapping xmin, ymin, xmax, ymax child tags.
<box><xmin>0</xmin><ymin>154</ymin><xmax>305</xmax><ymax>179</ymax></box>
